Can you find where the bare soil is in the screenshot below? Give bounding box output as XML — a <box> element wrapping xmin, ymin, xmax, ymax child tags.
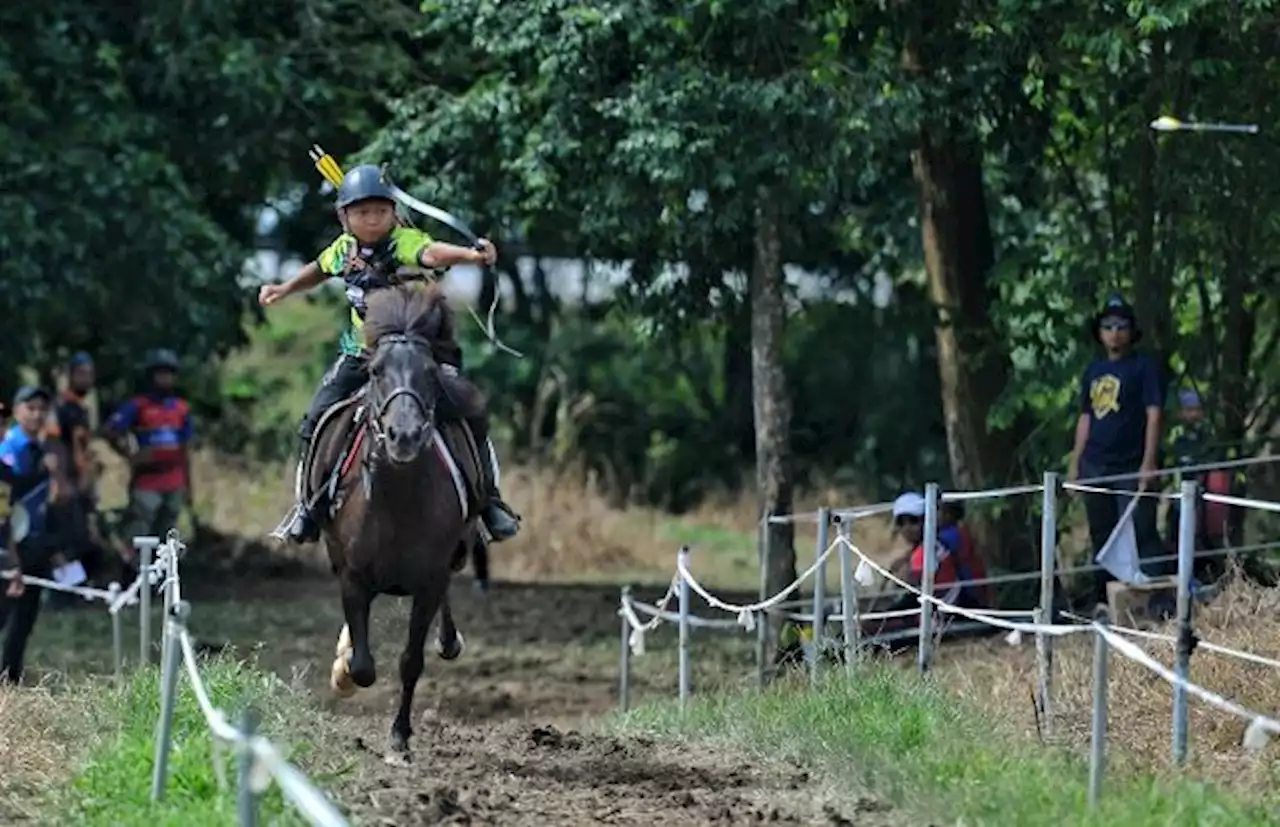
<box><xmin>186</xmin><ymin>574</ymin><xmax>903</xmax><ymax>826</ymax></box>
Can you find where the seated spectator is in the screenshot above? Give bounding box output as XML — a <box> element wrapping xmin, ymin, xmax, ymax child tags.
<box><xmin>875</xmin><ymin>493</ymin><xmax>962</xmax><ymax>613</ymax></box>
<box><xmin>937</xmin><ymin>501</ymin><xmax>993</xmax><ymax>609</ymax></box>
<box><xmin>0</xmin><ymin>387</ymin><xmax>64</xmax><ymax>684</ymax></box>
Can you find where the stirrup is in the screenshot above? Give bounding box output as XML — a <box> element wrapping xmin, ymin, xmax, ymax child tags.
<box><xmin>269</xmin><ymin>503</ymin><xmax>302</xmax><ymax>541</ymax></box>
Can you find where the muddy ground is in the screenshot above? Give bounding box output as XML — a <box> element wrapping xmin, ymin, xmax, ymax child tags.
<box><xmin>172</xmin><ymin>574</ymin><xmax>904</xmax><ymax>826</ymax></box>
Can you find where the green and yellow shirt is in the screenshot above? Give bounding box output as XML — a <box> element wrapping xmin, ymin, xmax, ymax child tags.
<box><xmin>316</xmin><ymin>227</ymin><xmax>434</xmax><ymax>355</ymax></box>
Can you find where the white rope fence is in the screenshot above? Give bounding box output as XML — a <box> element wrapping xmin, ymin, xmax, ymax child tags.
<box><xmin>144</xmin><ymin>530</ymin><xmax>350</xmax><ymax>826</ymax></box>
<box><xmin>3</xmin><ymin>530</ymin><xmax>349</xmax><ymax>825</ymax></box>
<box><xmin>617</xmin><ymin>458</ymin><xmax>1280</xmax><ymax>809</ymax></box>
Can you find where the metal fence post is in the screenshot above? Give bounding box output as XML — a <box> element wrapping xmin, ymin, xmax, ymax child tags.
<box><xmin>810</xmin><ymin>507</ymin><xmax>830</xmax><ymax>686</ymax></box>
<box><xmin>136</xmin><ymin>536</ymin><xmax>159</xmax><ymax>667</ymax></box>
<box><xmin>108</xmin><ymin>581</ymin><xmax>123</xmax><ymax>685</ymax></box>
<box><xmin>151</xmin><ymin>600</ymin><xmax>189</xmax><ymax>802</ymax></box>
<box><xmin>1173</xmin><ymin>479</ymin><xmax>1198</xmax><ymax>765</ymax></box>
<box><xmin>1038</xmin><ymin>471</ymin><xmax>1058</xmax><ymax>736</ymax></box>
<box><xmin>1089</xmin><ymin>607</ymin><xmax>1111</xmax><ymax>809</ymax></box>
<box><xmin>160</xmin><ymin>544</ymin><xmax>176</xmax><ymax>672</ymax></box>
<box><xmin>618</xmin><ymin>586</ymin><xmax>632</xmax><ymax>713</ymax></box>
<box><xmin>677</xmin><ymin>546</ymin><xmax>691</xmax><ymax>711</ymax></box>
<box><xmin>836</xmin><ymin>517</ymin><xmax>860</xmax><ymax>673</ymax></box>
<box><xmin>918</xmin><ymin>484</ymin><xmax>939</xmax><ymax>673</ymax></box>
<box><xmin>237</xmin><ymin>708</ymin><xmax>260</xmax><ymax>827</ymax></box>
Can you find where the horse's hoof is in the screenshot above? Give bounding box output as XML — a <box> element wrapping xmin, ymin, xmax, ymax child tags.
<box><xmin>330</xmin><ymin>657</ymin><xmax>356</xmax><ymax>698</ymax></box>
<box><xmin>350</xmin><ymin>656</ymin><xmax>377</xmax><ymax>688</ymax></box>
<box><xmin>435</xmin><ymin>630</ymin><xmax>465</xmax><ymax>661</ymax></box>
<box><xmin>383</xmin><ymin>750</ymin><xmax>412</xmax><ymax>767</ymax></box>
<box><xmin>335</xmin><ymin>624</ymin><xmax>352</xmax><ymax>658</ymax></box>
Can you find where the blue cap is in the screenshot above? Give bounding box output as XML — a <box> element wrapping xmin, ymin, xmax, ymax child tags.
<box><xmin>69</xmin><ymin>351</ymin><xmax>94</xmax><ymax>368</ymax></box>
<box><xmin>1178</xmin><ymin>388</ymin><xmax>1202</xmax><ymax>409</ymax></box>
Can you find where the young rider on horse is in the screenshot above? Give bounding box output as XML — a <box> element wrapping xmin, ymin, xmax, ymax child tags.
<box><xmin>258</xmin><ymin>164</ymin><xmax>521</xmax><ymax>545</ymax></box>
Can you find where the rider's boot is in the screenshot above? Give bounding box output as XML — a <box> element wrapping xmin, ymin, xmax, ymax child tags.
<box><xmin>478</xmin><ymin>438</ymin><xmax>520</xmax><ymax>542</ymax></box>
<box><xmin>283</xmin><ymin>437</ymin><xmax>322</xmax><ymax>544</ymax></box>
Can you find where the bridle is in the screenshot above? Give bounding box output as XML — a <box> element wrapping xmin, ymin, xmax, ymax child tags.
<box><xmin>366</xmin><ymin>333</ymin><xmax>436</xmax><ymax>450</ymax></box>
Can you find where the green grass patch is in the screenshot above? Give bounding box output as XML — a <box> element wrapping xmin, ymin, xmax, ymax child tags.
<box><xmin>614</xmin><ymin>667</ymin><xmax>1278</xmax><ymax>827</ymax></box>
<box><xmin>54</xmin><ymin>657</ymin><xmax>349</xmax><ymax>826</ymax></box>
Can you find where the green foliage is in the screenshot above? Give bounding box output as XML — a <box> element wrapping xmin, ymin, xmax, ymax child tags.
<box><xmin>0</xmin><ymin>0</ymin><xmax>419</xmax><ymax>397</ymax></box>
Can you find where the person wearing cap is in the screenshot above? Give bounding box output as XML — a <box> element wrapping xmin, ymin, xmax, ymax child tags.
<box><xmin>256</xmin><ymin>164</ymin><xmax>518</xmax><ymax>547</ymax></box>
<box><xmin>891</xmin><ymin>492</ymin><xmax>962</xmax><ymax>604</ymax></box>
<box><xmin>102</xmin><ymin>349</ymin><xmax>194</xmax><ymax>545</ymax></box>
<box><xmin>0</xmin><ymin>386</ymin><xmax>63</xmax><ymax>683</ymax></box>
<box><xmin>1167</xmin><ymin>387</ymin><xmax>1212</xmax><ymax>468</ymax></box>
<box><xmin>1067</xmin><ymin>293</ymin><xmax>1166</xmax><ymax>602</ymax></box>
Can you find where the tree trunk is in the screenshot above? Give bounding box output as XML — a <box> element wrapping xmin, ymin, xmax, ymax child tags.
<box><xmin>902</xmin><ymin>18</ymin><xmax>1032</xmax><ymax>571</ymax></box>
<box><xmin>723</xmin><ymin>294</ymin><xmax>754</xmax><ymax>474</ymax></box>
<box><xmin>909</xmin><ymin>132</ymin><xmax>1032</xmax><ymax>569</ymax></box>
<box><xmin>750</xmin><ymin>198</ymin><xmax>796</xmax><ymax>665</ymax></box>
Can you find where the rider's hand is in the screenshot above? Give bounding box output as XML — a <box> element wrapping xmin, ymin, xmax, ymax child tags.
<box><xmin>5</xmin><ymin>571</ymin><xmax>23</xmax><ymax>598</ymax></box>
<box><xmin>258</xmin><ymin>283</ymin><xmax>289</xmax><ymax>307</ymax></box>
<box><xmin>474</xmin><ymin>239</ymin><xmax>498</xmax><ymax>267</ymax></box>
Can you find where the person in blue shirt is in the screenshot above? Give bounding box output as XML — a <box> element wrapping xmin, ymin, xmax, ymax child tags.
<box><xmin>1066</xmin><ymin>294</ymin><xmax>1167</xmax><ymax>605</ymax></box>
<box><xmin>0</xmin><ymin>386</ymin><xmax>65</xmax><ymax>683</ymax></box>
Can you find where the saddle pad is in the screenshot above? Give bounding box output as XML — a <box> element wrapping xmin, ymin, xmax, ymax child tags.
<box><xmin>431</xmin><ymin>430</ymin><xmax>470</xmax><ymax>522</ymax></box>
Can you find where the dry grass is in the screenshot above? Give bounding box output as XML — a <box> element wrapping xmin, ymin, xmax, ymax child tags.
<box><xmin>92</xmin><ymin>440</ymin><xmax>897</xmax><ymax>590</ymax></box>
<box><xmin>0</xmin><ymin>680</ymin><xmax>100</xmax><ymax>822</ymax></box>
<box><xmin>932</xmin><ymin>567</ymin><xmax>1280</xmax><ymax>802</ymax></box>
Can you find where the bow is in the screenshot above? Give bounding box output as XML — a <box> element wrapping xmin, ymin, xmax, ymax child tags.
<box><xmin>307</xmin><ymin>144</ymin><xmax>523</xmax><ymax>358</ymax></box>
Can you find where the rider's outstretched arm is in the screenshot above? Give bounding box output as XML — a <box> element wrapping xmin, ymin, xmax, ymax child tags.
<box><xmin>418</xmin><ymin>242</ymin><xmax>491</xmax><ymax>269</ymax></box>
<box><xmin>275</xmin><ymin>261</ymin><xmax>329</xmax><ymax>299</ymax></box>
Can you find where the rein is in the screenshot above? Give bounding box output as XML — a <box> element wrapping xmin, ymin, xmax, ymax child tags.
<box><xmin>366</xmin><ymin>333</ymin><xmax>435</xmax><ymax>449</ymax></box>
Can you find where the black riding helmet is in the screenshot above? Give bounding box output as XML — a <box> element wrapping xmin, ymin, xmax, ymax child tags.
<box><xmin>336</xmin><ymin>164</ymin><xmax>397</xmax><ymax>210</ymax></box>
<box><xmin>1091</xmin><ymin>293</ymin><xmax>1142</xmax><ymax>343</ymax></box>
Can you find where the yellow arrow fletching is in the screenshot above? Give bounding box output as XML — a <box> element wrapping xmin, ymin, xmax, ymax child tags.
<box><xmin>307</xmin><ymin>144</ymin><xmax>346</xmax><ymax>186</ymax></box>
<box><xmin>320</xmin><ymin>155</ymin><xmax>345</xmax><ymax>185</ymax></box>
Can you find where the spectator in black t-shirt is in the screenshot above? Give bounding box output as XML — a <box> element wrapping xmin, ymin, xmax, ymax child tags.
<box><xmin>1067</xmin><ymin>294</ymin><xmax>1167</xmax><ymax>604</ymax></box>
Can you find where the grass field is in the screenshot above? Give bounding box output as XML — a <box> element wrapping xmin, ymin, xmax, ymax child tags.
<box><xmin>616</xmin><ymin>667</ymin><xmax>1280</xmax><ymax>827</ymax></box>
<box><xmin>0</xmin><ymin>656</ymin><xmax>348</xmax><ymax>826</ymax></box>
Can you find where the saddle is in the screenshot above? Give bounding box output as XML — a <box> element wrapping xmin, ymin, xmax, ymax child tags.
<box><xmin>299</xmin><ymin>388</ymin><xmax>486</xmax><ymax>544</ymax></box>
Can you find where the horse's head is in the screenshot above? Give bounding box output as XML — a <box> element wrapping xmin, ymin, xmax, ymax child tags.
<box><xmin>362</xmin><ymin>285</ymin><xmax>451</xmax><ymax>465</ymax></box>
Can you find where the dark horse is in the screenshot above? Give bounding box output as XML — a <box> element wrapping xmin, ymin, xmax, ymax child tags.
<box><xmin>312</xmin><ymin>283</ymin><xmax>485</xmax><ymax>757</ymax></box>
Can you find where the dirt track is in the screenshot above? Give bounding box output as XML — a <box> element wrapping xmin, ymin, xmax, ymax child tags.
<box><xmin>195</xmin><ymin>575</ymin><xmax>902</xmax><ymax>826</ymax></box>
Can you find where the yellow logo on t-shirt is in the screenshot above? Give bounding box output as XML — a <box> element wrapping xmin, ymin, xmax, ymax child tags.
<box><xmin>1090</xmin><ymin>374</ymin><xmax>1122</xmax><ymax>419</ymax></box>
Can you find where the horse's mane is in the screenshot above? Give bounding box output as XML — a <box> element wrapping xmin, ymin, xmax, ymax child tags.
<box><xmin>362</xmin><ymin>284</ymin><xmax>454</xmax><ymax>350</ymax></box>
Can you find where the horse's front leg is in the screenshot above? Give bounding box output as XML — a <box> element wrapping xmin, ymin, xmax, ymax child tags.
<box><xmin>339</xmin><ymin>575</ymin><xmax>377</xmax><ymax>689</ymax></box>
<box><xmin>391</xmin><ymin>582</ymin><xmax>445</xmax><ymax>757</ymax></box>
<box><xmin>435</xmin><ymin>589</ymin><xmax>465</xmax><ymax>660</ymax></box>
